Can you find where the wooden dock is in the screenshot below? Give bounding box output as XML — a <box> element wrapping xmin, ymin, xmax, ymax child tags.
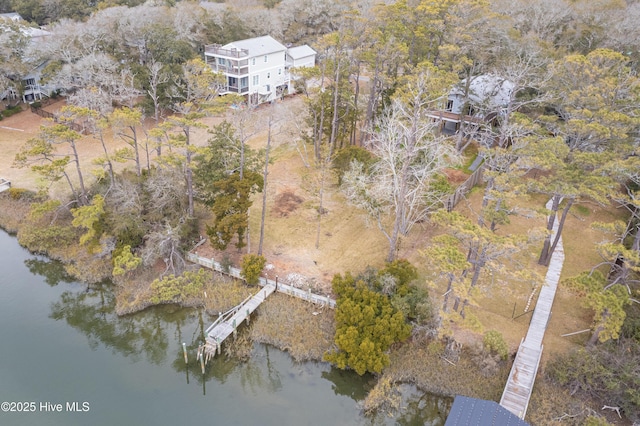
<box><xmin>499</xmin><ymin>199</ymin><xmax>565</xmax><ymax>419</ymax></box>
<box><xmin>186</xmin><ymin>252</ymin><xmax>336</xmax><ymax>308</ymax></box>
<box><xmin>205</xmin><ymin>282</ymin><xmax>276</xmax><ymax>356</ymax></box>
<box><xmin>186</xmin><ymin>252</ymin><xmax>336</xmax><ymax>359</ymax></box>
<box><xmin>0</xmin><ymin>178</ymin><xmax>11</xmax><ymax>193</ymax></box>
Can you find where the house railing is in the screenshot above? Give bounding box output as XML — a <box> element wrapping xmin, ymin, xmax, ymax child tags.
<box><xmin>225</xmin><ymin>85</ymin><xmax>250</xmax><ymax>94</ymax></box>
<box><xmin>205</xmin><ymin>57</ymin><xmax>250</xmax><ymax>76</ymax></box>
<box><xmin>205</xmin><ymin>44</ymin><xmax>249</xmax><ymax>59</ymax></box>
<box><xmin>219</xmin><ymin>65</ymin><xmax>249</xmax><ymax>76</ymax></box>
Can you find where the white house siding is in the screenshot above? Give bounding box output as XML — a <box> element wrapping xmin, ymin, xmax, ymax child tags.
<box><xmin>446</xmin><ymin>75</ymin><xmax>514</xmax><ymax>118</ymax></box>
<box><xmin>247</xmin><ymin>50</ymin><xmax>287</xmax><ymax>103</ymax></box>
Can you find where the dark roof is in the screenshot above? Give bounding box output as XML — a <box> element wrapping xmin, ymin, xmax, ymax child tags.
<box><xmin>445</xmin><ymin>396</ymin><xmax>530</xmax><ymax>426</ymax></box>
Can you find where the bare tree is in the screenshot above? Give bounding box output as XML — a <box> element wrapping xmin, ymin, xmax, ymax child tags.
<box><xmin>343</xmin><ymin>70</ymin><xmax>459</xmax><ymax>261</ymax></box>
<box><xmin>141</xmin><ymin>222</ymin><xmax>186</xmax><ymax>276</ymax></box>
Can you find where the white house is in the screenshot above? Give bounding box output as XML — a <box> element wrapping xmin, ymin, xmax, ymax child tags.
<box><xmin>446</xmin><ymin>74</ymin><xmax>514</xmax><ymax>118</ymax></box>
<box><xmin>428</xmin><ymin>74</ymin><xmax>515</xmax><ymax>134</ymax></box>
<box><xmin>0</xmin><ymin>13</ymin><xmax>53</xmax><ymax>103</ymax></box>
<box><xmin>204</xmin><ymin>35</ymin><xmax>316</xmax><ymax>105</ymax></box>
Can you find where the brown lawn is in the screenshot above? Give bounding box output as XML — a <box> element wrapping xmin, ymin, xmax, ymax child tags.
<box><xmin>0</xmin><ymin>96</ymin><xmax>627</xmax><ymax>363</ymax></box>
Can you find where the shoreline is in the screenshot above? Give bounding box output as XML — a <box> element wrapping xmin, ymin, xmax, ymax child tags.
<box><xmin>0</xmin><ymin>191</ymin><xmax>599</xmax><ymax>424</ymax></box>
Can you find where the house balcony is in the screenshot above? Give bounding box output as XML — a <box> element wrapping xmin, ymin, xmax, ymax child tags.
<box><xmin>23</xmin><ymin>83</ymin><xmax>52</xmax><ymax>102</ymax></box>
<box><xmin>224</xmin><ymin>85</ymin><xmax>250</xmax><ymax>95</ymax></box>
<box><xmin>217</xmin><ymin>65</ymin><xmax>250</xmax><ymax>76</ymax></box>
<box><xmin>204</xmin><ymin>44</ymin><xmax>249</xmax><ymax>59</ymax></box>
<box><xmin>205</xmin><ymin>56</ymin><xmax>249</xmax><ymax>76</ymax></box>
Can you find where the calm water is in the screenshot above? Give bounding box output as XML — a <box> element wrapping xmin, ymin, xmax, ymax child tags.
<box><xmin>0</xmin><ymin>230</ymin><xmax>451</xmax><ymax>425</ymax></box>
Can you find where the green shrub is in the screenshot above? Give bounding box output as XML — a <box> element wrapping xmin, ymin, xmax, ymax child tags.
<box><xmin>1</xmin><ymin>105</ymin><xmax>22</xmax><ymax>117</ymax></box>
<box><xmin>325</xmin><ymin>273</ymin><xmax>411</xmax><ymax>375</ymax></box>
<box><xmin>483</xmin><ymin>330</ymin><xmax>509</xmax><ymax>360</ymax></box>
<box><xmin>240</xmin><ymin>254</ymin><xmax>266</xmax><ymax>285</ymax></box>
<box><xmin>263</xmin><ymin>0</ymin><xmax>282</xmax><ymax>8</ymax></box>
<box><xmin>7</xmin><ymin>187</ymin><xmax>37</xmax><ymax>201</ymax></box>
<box><xmin>149</xmin><ymin>269</ymin><xmax>208</xmax><ymax>304</ymax></box>
<box><xmin>378</xmin><ymin>259</ymin><xmax>418</xmax><ymax>296</ymax></box>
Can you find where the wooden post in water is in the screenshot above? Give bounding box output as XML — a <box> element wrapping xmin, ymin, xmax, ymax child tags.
<box><xmin>182</xmin><ymin>343</ymin><xmax>188</xmax><ymax>364</ymax></box>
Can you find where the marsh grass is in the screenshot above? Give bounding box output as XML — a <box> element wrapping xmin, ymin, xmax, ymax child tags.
<box><xmin>250</xmin><ymin>292</ymin><xmax>335</xmax><ymax>361</ymax></box>
<box><xmin>0</xmin><ymin>193</ymin><xmax>32</xmax><ymax>233</ymax></box>
<box><xmin>116</xmin><ymin>268</ymin><xmax>251</xmax><ymax>316</ymax></box>
<box><xmin>527</xmin><ymin>377</ymin><xmax>595</xmax><ymax>425</ymax></box>
<box><xmin>383</xmin><ymin>338</ymin><xmax>509</xmax><ymax>401</ymax></box>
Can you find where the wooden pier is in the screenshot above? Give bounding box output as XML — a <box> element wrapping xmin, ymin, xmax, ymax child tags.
<box><xmin>499</xmin><ymin>199</ymin><xmax>565</xmax><ymax>419</ymax></box>
<box><xmin>0</xmin><ymin>178</ymin><xmax>11</xmax><ymax>193</ymax></box>
<box><xmin>186</xmin><ymin>252</ymin><xmax>336</xmax><ymax>308</ymax></box>
<box><xmin>204</xmin><ymin>283</ymin><xmax>276</xmax><ymax>356</ymax></box>
<box><xmin>186</xmin><ymin>252</ymin><xmax>336</xmax><ymax>359</ymax></box>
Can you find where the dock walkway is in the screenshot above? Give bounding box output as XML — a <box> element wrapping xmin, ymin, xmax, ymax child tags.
<box><xmin>499</xmin><ymin>198</ymin><xmax>565</xmax><ymax>419</ymax></box>
<box><xmin>186</xmin><ymin>252</ymin><xmax>336</xmax><ymax>308</ymax></box>
<box><xmin>205</xmin><ymin>283</ymin><xmax>276</xmax><ymax>356</ymax></box>
<box><xmin>186</xmin><ymin>252</ymin><xmax>336</xmax><ymax>358</ymax></box>
<box><xmin>0</xmin><ymin>178</ymin><xmax>11</xmax><ymax>193</ymax></box>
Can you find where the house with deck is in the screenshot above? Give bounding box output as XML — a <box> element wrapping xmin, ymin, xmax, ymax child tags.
<box><xmin>0</xmin><ymin>13</ymin><xmax>53</xmax><ymax>103</ymax></box>
<box><xmin>204</xmin><ymin>35</ymin><xmax>316</xmax><ymax>106</ymax></box>
<box><xmin>428</xmin><ymin>74</ymin><xmax>514</xmax><ymax>135</ymax></box>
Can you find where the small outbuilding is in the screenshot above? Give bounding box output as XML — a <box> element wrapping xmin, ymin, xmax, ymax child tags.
<box><xmin>286</xmin><ymin>45</ymin><xmax>317</xmax><ymax>69</ymax></box>
<box><xmin>445</xmin><ymin>395</ymin><xmax>531</xmax><ymax>426</ymax></box>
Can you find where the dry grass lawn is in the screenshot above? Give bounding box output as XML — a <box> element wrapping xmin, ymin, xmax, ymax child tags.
<box><xmin>443</xmin><ymin>188</ymin><xmax>628</xmax><ymax>362</ymax></box>
<box><xmin>1</xmin><ymin>97</ymin><xmax>630</xmax><ymax>375</ymax></box>
<box><xmin>0</xmin><ymin>97</ymin><xmax>624</xmax><ymax>422</ymax></box>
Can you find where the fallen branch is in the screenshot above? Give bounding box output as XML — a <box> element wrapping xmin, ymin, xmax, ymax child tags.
<box><xmin>553</xmin><ymin>412</ymin><xmax>582</xmax><ymax>421</ymax></box>
<box><xmin>561</xmin><ymin>329</ymin><xmax>591</xmax><ymax>337</ymax></box>
<box><xmin>441</xmin><ymin>356</ymin><xmax>456</xmax><ymax>366</ymax></box>
<box><xmin>601</xmin><ymin>405</ymin><xmax>622</xmax><ymax>419</ymax></box>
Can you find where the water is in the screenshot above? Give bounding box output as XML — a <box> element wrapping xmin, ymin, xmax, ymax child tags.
<box><xmin>0</xmin><ymin>230</ymin><xmax>451</xmax><ymax>425</ymax></box>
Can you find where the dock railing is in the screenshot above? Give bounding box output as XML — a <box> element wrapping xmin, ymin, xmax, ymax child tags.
<box><xmin>187</xmin><ymin>252</ymin><xmax>336</xmax><ymax>309</ymax></box>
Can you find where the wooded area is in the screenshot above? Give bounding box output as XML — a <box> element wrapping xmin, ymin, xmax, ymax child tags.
<box><xmin>2</xmin><ymin>0</ymin><xmax>640</xmax><ymax>423</ymax></box>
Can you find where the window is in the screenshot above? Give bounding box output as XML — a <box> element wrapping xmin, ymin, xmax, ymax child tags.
<box><xmin>240</xmin><ymin>77</ymin><xmax>248</xmax><ymax>88</ymax></box>
<box><xmin>252</xmin><ymin>58</ymin><xmax>256</xmax><ymax>66</ymax></box>
<box><xmin>264</xmin><ymin>55</ymin><xmax>268</xmax><ymax>63</ymax></box>
<box><xmin>446</xmin><ymin>100</ymin><xmax>454</xmax><ymax>112</ymax></box>
<box><xmin>278</xmin><ymin>68</ymin><xmax>281</xmax><ymax>75</ymax></box>
<box><xmin>267</xmin><ymin>72</ymin><xmax>270</xmax><ymax>79</ymax></box>
<box><xmin>253</xmin><ymin>75</ymin><xmax>259</xmax><ymax>86</ymax></box>
<box><xmin>217</xmin><ymin>57</ymin><xmax>225</xmax><ymax>65</ymax></box>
